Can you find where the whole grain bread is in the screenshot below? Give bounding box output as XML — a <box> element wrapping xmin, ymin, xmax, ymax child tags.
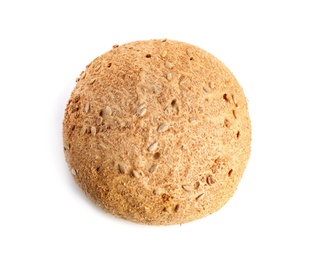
<box><xmin>63</xmin><ymin>39</ymin><xmax>251</xmax><ymax>225</ymax></box>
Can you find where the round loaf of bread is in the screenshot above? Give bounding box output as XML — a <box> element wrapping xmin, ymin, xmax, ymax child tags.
<box><xmin>63</xmin><ymin>39</ymin><xmax>251</xmax><ymax>225</ymax></box>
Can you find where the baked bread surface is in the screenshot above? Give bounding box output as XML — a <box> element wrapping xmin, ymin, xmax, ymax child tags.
<box><xmin>63</xmin><ymin>39</ymin><xmax>251</xmax><ymax>225</ymax></box>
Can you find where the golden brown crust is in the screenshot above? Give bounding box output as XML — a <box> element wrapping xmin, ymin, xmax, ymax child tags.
<box><xmin>63</xmin><ymin>39</ymin><xmax>251</xmax><ymax>225</ymax></box>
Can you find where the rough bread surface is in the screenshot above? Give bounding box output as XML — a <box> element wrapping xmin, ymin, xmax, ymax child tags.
<box><xmin>63</xmin><ymin>39</ymin><xmax>251</xmax><ymax>225</ymax></box>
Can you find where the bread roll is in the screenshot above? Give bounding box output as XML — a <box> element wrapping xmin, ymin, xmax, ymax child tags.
<box><xmin>63</xmin><ymin>39</ymin><xmax>251</xmax><ymax>225</ymax></box>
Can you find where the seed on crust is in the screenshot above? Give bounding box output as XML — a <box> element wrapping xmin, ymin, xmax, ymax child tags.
<box><xmin>105</xmin><ymin>106</ymin><xmax>112</xmax><ymax>116</ymax></box>
<box><xmin>118</xmin><ymin>164</ymin><xmax>126</xmax><ymax>174</ymax></box>
<box><xmin>165</xmin><ymin>61</ymin><xmax>174</xmax><ymax>69</ymax></box>
<box><xmin>196</xmin><ymin>193</ymin><xmax>205</xmax><ymax>201</ymax></box>
<box><xmin>71</xmin><ymin>168</ymin><xmax>77</xmax><ymax>176</ymax></box>
<box><xmin>206</xmin><ymin>175</ymin><xmax>215</xmax><ymax>185</ymax></box>
<box><xmin>84</xmin><ymin>103</ymin><xmax>90</xmax><ymax>113</ymax></box>
<box><xmin>91</xmin><ymin>126</ymin><xmax>97</xmax><ymax>136</ymax></box>
<box><xmin>186</xmin><ymin>49</ymin><xmax>193</xmax><ymax>58</ymax></box>
<box><xmin>149</xmin><ymin>164</ymin><xmax>158</xmax><ymax>173</ymax></box>
<box><xmin>209</xmin><ymin>81</ymin><xmax>215</xmax><ymax>88</ymax></box>
<box><xmin>136</xmin><ymin>104</ymin><xmax>147</xmax><ymax>117</ymax></box>
<box><xmin>182</xmin><ymin>185</ymin><xmax>192</xmax><ymax>192</ymax></box>
<box><xmin>161</xmin><ymin>50</ymin><xmax>167</xmax><ymax>57</ymax></box>
<box><xmin>157</xmin><ymin>123</ymin><xmax>168</xmax><ymax>133</ymax></box>
<box><xmin>94</xmin><ymin>64</ymin><xmax>101</xmax><ymax>72</ymax></box>
<box><xmin>148</xmin><ymin>142</ymin><xmax>158</xmax><ymax>152</ymax></box>
<box><xmin>89</xmin><ymin>78</ymin><xmax>96</xmax><ymax>84</ymax></box>
<box><xmin>132</xmin><ymin>170</ymin><xmax>140</xmax><ymax>178</ymax></box>
<box><xmin>80</xmin><ymin>126</ymin><xmax>87</xmax><ymax>136</ymax></box>
<box><xmin>167</xmin><ymin>73</ymin><xmax>172</xmax><ymax>81</ymax></box>
<box><xmin>174</xmin><ymin>204</ymin><xmax>180</xmax><ymax>212</ymax></box>
<box><xmin>203</xmin><ymin>86</ymin><xmax>212</xmax><ymax>93</ymax></box>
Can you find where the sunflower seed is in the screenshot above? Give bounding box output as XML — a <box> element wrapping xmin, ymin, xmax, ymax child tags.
<box><xmin>224</xmin><ymin>119</ymin><xmax>231</xmax><ymax>128</ymax></box>
<box><xmin>91</xmin><ymin>126</ymin><xmax>97</xmax><ymax>136</ymax></box>
<box><xmin>136</xmin><ymin>104</ymin><xmax>147</xmax><ymax>117</ymax></box>
<box><xmin>165</xmin><ymin>61</ymin><xmax>174</xmax><ymax>69</ymax></box>
<box><xmin>232</xmin><ymin>109</ymin><xmax>237</xmax><ymax>119</ymax></box>
<box><xmin>85</xmin><ymin>103</ymin><xmax>90</xmax><ymax>113</ymax></box>
<box><xmin>182</xmin><ymin>185</ymin><xmax>192</xmax><ymax>192</ymax></box>
<box><xmin>80</xmin><ymin>126</ymin><xmax>87</xmax><ymax>136</ymax></box>
<box><xmin>167</xmin><ymin>73</ymin><xmax>172</xmax><ymax>81</ymax></box>
<box><xmin>112</xmin><ymin>44</ymin><xmax>119</xmax><ymax>48</ymax></box>
<box><xmin>71</xmin><ymin>168</ymin><xmax>77</xmax><ymax>176</ymax></box>
<box><xmin>148</xmin><ymin>142</ymin><xmax>158</xmax><ymax>152</ymax></box>
<box><xmin>206</xmin><ymin>175</ymin><xmax>215</xmax><ymax>185</ymax></box>
<box><xmin>189</xmin><ymin>117</ymin><xmax>198</xmax><ymax>123</ymax></box>
<box><xmin>196</xmin><ymin>193</ymin><xmax>205</xmax><ymax>201</ymax></box>
<box><xmin>105</xmin><ymin>106</ymin><xmax>112</xmax><ymax>115</ymax></box>
<box><xmin>186</xmin><ymin>49</ymin><xmax>193</xmax><ymax>59</ymax></box>
<box><xmin>161</xmin><ymin>50</ymin><xmax>167</xmax><ymax>57</ymax></box>
<box><xmin>94</xmin><ymin>64</ymin><xmax>101</xmax><ymax>72</ymax></box>
<box><xmin>149</xmin><ymin>164</ymin><xmax>158</xmax><ymax>173</ymax></box>
<box><xmin>132</xmin><ymin>170</ymin><xmax>140</xmax><ymax>178</ymax></box>
<box><xmin>209</xmin><ymin>81</ymin><xmax>215</xmax><ymax>88</ymax></box>
<box><xmin>203</xmin><ymin>86</ymin><xmax>212</xmax><ymax>93</ymax></box>
<box><xmin>157</xmin><ymin>123</ymin><xmax>168</xmax><ymax>133</ymax></box>
<box><xmin>118</xmin><ymin>164</ymin><xmax>126</xmax><ymax>174</ymax></box>
<box><xmin>161</xmin><ymin>38</ymin><xmax>167</xmax><ymax>42</ymax></box>
<box><xmin>89</xmin><ymin>78</ymin><xmax>96</xmax><ymax>84</ymax></box>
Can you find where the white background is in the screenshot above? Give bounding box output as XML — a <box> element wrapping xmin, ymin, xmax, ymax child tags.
<box><xmin>1</xmin><ymin>0</ymin><xmax>316</xmax><ymax>259</ymax></box>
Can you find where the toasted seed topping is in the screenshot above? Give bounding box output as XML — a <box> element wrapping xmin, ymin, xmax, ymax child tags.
<box><xmin>94</xmin><ymin>64</ymin><xmax>101</xmax><ymax>72</ymax></box>
<box><xmin>161</xmin><ymin>50</ymin><xmax>167</xmax><ymax>57</ymax></box>
<box><xmin>136</xmin><ymin>104</ymin><xmax>147</xmax><ymax>117</ymax></box>
<box><xmin>98</xmin><ymin>143</ymin><xmax>107</xmax><ymax>150</ymax></box>
<box><xmin>182</xmin><ymin>185</ymin><xmax>192</xmax><ymax>192</ymax></box>
<box><xmin>232</xmin><ymin>109</ymin><xmax>237</xmax><ymax>119</ymax></box>
<box><xmin>80</xmin><ymin>126</ymin><xmax>87</xmax><ymax>136</ymax></box>
<box><xmin>167</xmin><ymin>73</ymin><xmax>172</xmax><ymax>81</ymax></box>
<box><xmin>174</xmin><ymin>204</ymin><xmax>180</xmax><ymax>212</ymax></box>
<box><xmin>112</xmin><ymin>44</ymin><xmax>119</xmax><ymax>48</ymax></box>
<box><xmin>64</xmin><ymin>143</ymin><xmax>70</xmax><ymax>150</ymax></box>
<box><xmin>194</xmin><ymin>181</ymin><xmax>200</xmax><ymax>189</ymax></box>
<box><xmin>232</xmin><ymin>94</ymin><xmax>238</xmax><ymax>107</ymax></box>
<box><xmin>186</xmin><ymin>49</ymin><xmax>193</xmax><ymax>58</ymax></box>
<box><xmin>161</xmin><ymin>38</ymin><xmax>167</xmax><ymax>42</ymax></box>
<box><xmin>196</xmin><ymin>193</ymin><xmax>205</xmax><ymax>201</ymax></box>
<box><xmin>148</xmin><ymin>142</ymin><xmax>158</xmax><ymax>152</ymax></box>
<box><xmin>85</xmin><ymin>103</ymin><xmax>90</xmax><ymax>113</ymax></box>
<box><xmin>189</xmin><ymin>117</ymin><xmax>198</xmax><ymax>123</ymax></box>
<box><xmin>224</xmin><ymin>119</ymin><xmax>231</xmax><ymax>128</ymax></box>
<box><xmin>209</xmin><ymin>81</ymin><xmax>215</xmax><ymax>88</ymax></box>
<box><xmin>89</xmin><ymin>78</ymin><xmax>96</xmax><ymax>84</ymax></box>
<box><xmin>71</xmin><ymin>168</ymin><xmax>77</xmax><ymax>176</ymax></box>
<box><xmin>118</xmin><ymin>164</ymin><xmax>126</xmax><ymax>174</ymax></box>
<box><xmin>223</xmin><ymin>93</ymin><xmax>230</xmax><ymax>102</ymax></box>
<box><xmin>149</xmin><ymin>164</ymin><xmax>158</xmax><ymax>173</ymax></box>
<box><xmin>91</xmin><ymin>126</ymin><xmax>97</xmax><ymax>136</ymax></box>
<box><xmin>153</xmin><ymin>189</ymin><xmax>160</xmax><ymax>195</ymax></box>
<box><xmin>206</xmin><ymin>175</ymin><xmax>215</xmax><ymax>185</ymax></box>
<box><xmin>105</xmin><ymin>106</ymin><xmax>112</xmax><ymax>115</ymax></box>
<box><xmin>203</xmin><ymin>86</ymin><xmax>212</xmax><ymax>93</ymax></box>
<box><xmin>157</xmin><ymin>123</ymin><xmax>168</xmax><ymax>133</ymax></box>
<box><xmin>97</xmin><ymin>116</ymin><xmax>103</xmax><ymax>125</ymax></box>
<box><xmin>132</xmin><ymin>170</ymin><xmax>140</xmax><ymax>178</ymax></box>
<box><xmin>165</xmin><ymin>61</ymin><xmax>174</xmax><ymax>69</ymax></box>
